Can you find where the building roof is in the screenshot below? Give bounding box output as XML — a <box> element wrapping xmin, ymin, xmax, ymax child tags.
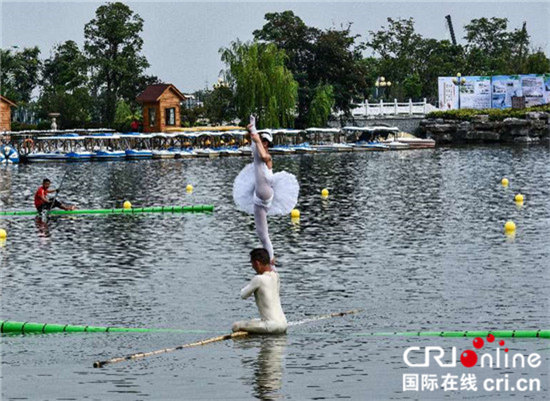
<box><xmin>136</xmin><ymin>84</ymin><xmax>186</xmax><ymax>103</ymax></box>
<box><xmin>0</xmin><ymin>95</ymin><xmax>17</xmax><ymax>107</ymax></box>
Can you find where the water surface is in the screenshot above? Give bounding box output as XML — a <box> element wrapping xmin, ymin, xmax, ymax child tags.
<box><xmin>1</xmin><ymin>146</ymin><xmax>549</xmax><ymax>400</ymax></box>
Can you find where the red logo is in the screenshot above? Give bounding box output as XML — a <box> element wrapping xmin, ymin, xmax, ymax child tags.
<box><xmin>460</xmin><ymin>334</ymin><xmax>508</xmax><ymax>368</ymax></box>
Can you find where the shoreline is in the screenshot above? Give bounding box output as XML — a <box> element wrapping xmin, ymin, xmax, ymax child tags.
<box><xmin>419</xmin><ymin>112</ymin><xmax>550</xmax><ymax>144</ymax></box>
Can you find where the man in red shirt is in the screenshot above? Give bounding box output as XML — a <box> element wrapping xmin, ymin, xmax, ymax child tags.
<box><xmin>34</xmin><ymin>178</ymin><xmax>75</xmax><ymax>213</ymax></box>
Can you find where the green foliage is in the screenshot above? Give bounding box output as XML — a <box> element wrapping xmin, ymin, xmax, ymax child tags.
<box><xmin>426</xmin><ymin>104</ymin><xmax>550</xmax><ymax>121</ymax></box>
<box><xmin>38</xmin><ymin>40</ymin><xmax>92</xmax><ymax>129</ymax></box>
<box><xmin>42</xmin><ymin>41</ymin><xmax>88</xmax><ymax>91</ymax></box>
<box><xmin>307</xmin><ymin>84</ymin><xmax>334</xmax><ymax>127</ymax></box>
<box><xmin>523</xmin><ymin>51</ymin><xmax>550</xmax><ymax>74</ymax></box>
<box><xmin>84</xmin><ymin>2</ymin><xmax>152</xmax><ymax>125</ymax></box>
<box><xmin>402</xmin><ymin>73</ymin><xmax>422</xmax><ymax>99</ymax></box>
<box><xmin>220</xmin><ymin>41</ymin><xmax>298</xmax><ymax>128</ymax></box>
<box><xmin>113</xmin><ymin>100</ymin><xmax>140</xmax><ymax>132</ymax></box>
<box><xmin>180</xmin><ymin>106</ymin><xmax>206</xmax><ymax>127</ymax></box>
<box><xmin>365</xmin><ymin>17</ymin><xmax>550</xmax><ymax>102</ymax></box>
<box><xmin>254</xmin><ymin>11</ymin><xmax>367</xmax><ymax>127</ymax></box>
<box><xmin>0</xmin><ymin>47</ymin><xmax>41</xmax><ymax>103</ymax></box>
<box><xmin>37</xmin><ymin>88</ymin><xmax>93</xmax><ymax>129</ymax></box>
<box><xmin>204</xmin><ymin>85</ymin><xmax>236</xmax><ymax>125</ymax></box>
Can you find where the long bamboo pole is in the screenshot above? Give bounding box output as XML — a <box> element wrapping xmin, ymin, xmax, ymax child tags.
<box><xmin>93</xmin><ymin>309</ymin><xmax>362</xmax><ymax>368</ymax></box>
<box><xmin>93</xmin><ymin>331</ymin><xmax>249</xmax><ymax>368</ymax></box>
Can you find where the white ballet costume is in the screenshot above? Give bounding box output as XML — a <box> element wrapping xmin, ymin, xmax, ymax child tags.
<box><xmin>232</xmin><ymin>271</ymin><xmax>288</xmax><ymax>334</ymax></box>
<box><xmin>233</xmin><ymin>140</ymin><xmax>299</xmax><ymax>260</ymax></box>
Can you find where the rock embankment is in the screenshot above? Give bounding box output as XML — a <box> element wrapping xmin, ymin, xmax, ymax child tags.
<box><xmin>419</xmin><ymin>112</ymin><xmax>549</xmax><ymax>144</ymax></box>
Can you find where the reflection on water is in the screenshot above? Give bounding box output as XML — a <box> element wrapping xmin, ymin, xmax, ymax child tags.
<box><xmin>1</xmin><ymin>146</ymin><xmax>549</xmax><ymax>400</ymax></box>
<box><xmin>235</xmin><ymin>336</ymin><xmax>287</xmax><ymax>400</ymax></box>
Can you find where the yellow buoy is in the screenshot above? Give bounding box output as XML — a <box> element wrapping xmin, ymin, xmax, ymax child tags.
<box><xmin>123</xmin><ymin>201</ymin><xmax>132</xmax><ymax>209</ymax></box>
<box><xmin>291</xmin><ymin>216</ymin><xmax>300</xmax><ymax>225</ymax></box>
<box><xmin>514</xmin><ymin>193</ymin><xmax>524</xmax><ymax>203</ymax></box>
<box><xmin>501</xmin><ymin>178</ymin><xmax>509</xmax><ymax>187</ymax></box>
<box><xmin>290</xmin><ymin>209</ymin><xmax>300</xmax><ymax>219</ymax></box>
<box><xmin>186</xmin><ymin>184</ymin><xmax>193</xmax><ymax>193</ymax></box>
<box><xmin>0</xmin><ymin>228</ymin><xmax>7</xmax><ymax>239</ymax></box>
<box><xmin>504</xmin><ymin>220</ymin><xmax>516</xmax><ymax>232</ymax></box>
<box><xmin>321</xmin><ymin>188</ymin><xmax>329</xmax><ymax>198</ymax></box>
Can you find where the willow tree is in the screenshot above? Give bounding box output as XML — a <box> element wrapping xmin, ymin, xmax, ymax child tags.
<box><xmin>220</xmin><ymin>41</ymin><xmax>298</xmax><ymax>128</ymax></box>
<box><xmin>307</xmin><ymin>84</ymin><xmax>334</xmax><ymax>127</ymax></box>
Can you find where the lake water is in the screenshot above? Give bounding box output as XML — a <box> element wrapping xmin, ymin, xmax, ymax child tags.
<box><xmin>1</xmin><ymin>146</ymin><xmax>549</xmax><ymax>400</ymax></box>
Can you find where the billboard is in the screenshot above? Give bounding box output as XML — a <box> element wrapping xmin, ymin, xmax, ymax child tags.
<box><xmin>521</xmin><ymin>74</ymin><xmax>546</xmax><ymax>107</ymax></box>
<box><xmin>437</xmin><ymin>77</ymin><xmax>458</xmax><ymax>110</ymax></box>
<box><xmin>459</xmin><ymin>76</ymin><xmax>491</xmax><ymax>109</ymax></box>
<box><xmin>438</xmin><ymin>74</ymin><xmax>550</xmax><ymax>110</ymax></box>
<box><xmin>492</xmin><ymin>75</ymin><xmax>521</xmax><ymax>109</ymax></box>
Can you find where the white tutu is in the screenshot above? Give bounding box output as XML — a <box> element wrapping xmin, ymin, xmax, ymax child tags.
<box><xmin>233</xmin><ymin>163</ymin><xmax>299</xmax><ymax>215</ymax></box>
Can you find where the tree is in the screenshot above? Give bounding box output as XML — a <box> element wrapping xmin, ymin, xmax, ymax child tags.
<box><xmin>415</xmin><ymin>39</ymin><xmax>465</xmax><ymax>101</ymax></box>
<box><xmin>38</xmin><ymin>40</ymin><xmax>93</xmax><ymax>128</ymax></box>
<box><xmin>254</xmin><ymin>11</ymin><xmax>367</xmax><ymax>127</ymax></box>
<box><xmin>84</xmin><ymin>2</ymin><xmax>151</xmax><ymax>125</ymax></box>
<box><xmin>42</xmin><ymin>40</ymin><xmax>88</xmax><ymax>91</ymax></box>
<box><xmin>220</xmin><ymin>41</ymin><xmax>298</xmax><ymax>128</ymax></box>
<box><xmin>253</xmin><ymin>11</ymin><xmax>318</xmax><ymax>127</ymax></box>
<box><xmin>522</xmin><ymin>51</ymin><xmax>550</xmax><ymax>74</ymax></box>
<box><xmin>307</xmin><ymin>84</ymin><xmax>334</xmax><ymax>127</ymax></box>
<box><xmin>0</xmin><ymin>47</ymin><xmax>41</xmax><ymax>103</ymax></box>
<box><xmin>367</xmin><ymin>18</ymin><xmax>425</xmax><ymax>98</ymax></box>
<box><xmin>37</xmin><ymin>88</ymin><xmax>92</xmax><ymax>129</ymax></box>
<box><xmin>311</xmin><ymin>27</ymin><xmax>368</xmax><ymax>118</ymax></box>
<box><xmin>463</xmin><ymin>18</ymin><xmax>532</xmax><ymax>75</ymax></box>
<box><xmin>204</xmin><ymin>84</ymin><xmax>236</xmax><ymax>125</ymax></box>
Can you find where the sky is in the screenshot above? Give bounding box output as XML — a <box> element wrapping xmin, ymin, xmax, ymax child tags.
<box><xmin>1</xmin><ymin>1</ymin><xmax>549</xmax><ymax>94</ymax></box>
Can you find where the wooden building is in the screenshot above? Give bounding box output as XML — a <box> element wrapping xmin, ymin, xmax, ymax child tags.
<box><xmin>137</xmin><ymin>84</ymin><xmax>186</xmax><ymax>133</ymax></box>
<box><xmin>0</xmin><ymin>95</ymin><xmax>17</xmax><ymax>132</ymax></box>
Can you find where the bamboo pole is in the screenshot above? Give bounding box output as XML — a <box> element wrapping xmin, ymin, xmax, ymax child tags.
<box><xmin>93</xmin><ymin>309</ymin><xmax>362</xmax><ymax>368</ymax></box>
<box><xmin>93</xmin><ymin>331</ymin><xmax>249</xmax><ymax>368</ymax></box>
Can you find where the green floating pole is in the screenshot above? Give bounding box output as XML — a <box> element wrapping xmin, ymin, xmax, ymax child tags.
<box><xmin>2</xmin><ymin>320</ymin><xmax>549</xmax><ymax>339</ymax></box>
<box><xmin>355</xmin><ymin>330</ymin><xmax>550</xmax><ymax>339</ymax></box>
<box><xmin>0</xmin><ymin>204</ymin><xmax>214</xmax><ymax>217</ymax></box>
<box><xmin>0</xmin><ymin>320</ymin><xmax>214</xmax><ymax>335</ymax></box>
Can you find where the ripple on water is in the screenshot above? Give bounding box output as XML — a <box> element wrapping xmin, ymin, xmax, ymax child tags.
<box><xmin>1</xmin><ymin>146</ymin><xmax>549</xmax><ymax>399</ymax></box>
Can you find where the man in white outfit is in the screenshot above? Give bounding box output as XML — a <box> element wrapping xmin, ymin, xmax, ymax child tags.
<box><xmin>232</xmin><ymin>248</ymin><xmax>288</xmax><ymax>334</ymax></box>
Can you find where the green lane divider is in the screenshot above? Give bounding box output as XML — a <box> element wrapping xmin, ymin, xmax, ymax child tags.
<box><xmin>0</xmin><ymin>205</ymin><xmax>214</xmax><ymax>217</ymax></box>
<box><xmin>0</xmin><ymin>320</ymin><xmax>216</xmax><ymax>335</ymax></box>
<box><xmin>353</xmin><ymin>330</ymin><xmax>550</xmax><ymax>339</ymax></box>
<box><xmin>1</xmin><ymin>320</ymin><xmax>548</xmax><ymax>339</ymax></box>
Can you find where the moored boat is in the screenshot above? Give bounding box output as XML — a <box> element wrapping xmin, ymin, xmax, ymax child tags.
<box><xmin>25</xmin><ymin>151</ymin><xmax>68</xmax><ymax>162</ymax></box>
<box><xmin>270</xmin><ymin>145</ymin><xmax>295</xmax><ymax>155</ymax></box>
<box><xmin>218</xmin><ymin>147</ymin><xmax>242</xmax><ymax>157</ymax></box>
<box><xmin>352</xmin><ymin>142</ymin><xmax>389</xmax><ymax>151</ymax></box>
<box><xmin>386</xmin><ymin>141</ymin><xmax>411</xmax><ymax>150</ymax></box>
<box><xmin>382</xmin><ymin>132</ymin><xmax>435</xmax><ymax>149</ymax></box>
<box><xmin>238</xmin><ymin>146</ymin><xmax>252</xmax><ymax>156</ymax></box>
<box><xmin>152</xmin><ymin>150</ymin><xmax>176</xmax><ymax>159</ymax></box>
<box><xmin>291</xmin><ymin>143</ymin><xmax>317</xmax><ymax>154</ymax></box>
<box><xmin>178</xmin><ymin>149</ymin><xmax>197</xmax><ymax>158</ymax></box>
<box><xmin>66</xmin><ymin>150</ymin><xmax>94</xmax><ymax>161</ymax></box>
<box><xmin>92</xmin><ymin>150</ymin><xmax>126</xmax><ymax>160</ymax></box>
<box><xmin>0</xmin><ymin>145</ymin><xmax>20</xmax><ymax>163</ymax></box>
<box><xmin>195</xmin><ymin>148</ymin><xmax>220</xmax><ymax>158</ymax></box>
<box><xmin>126</xmin><ymin>149</ymin><xmax>153</xmax><ymax>158</ymax></box>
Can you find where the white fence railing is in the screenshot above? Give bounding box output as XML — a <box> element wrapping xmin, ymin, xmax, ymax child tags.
<box><xmin>349</xmin><ymin>98</ymin><xmax>438</xmax><ymax>117</ymax></box>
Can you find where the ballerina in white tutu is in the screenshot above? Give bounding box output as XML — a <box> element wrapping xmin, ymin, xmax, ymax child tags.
<box><xmin>233</xmin><ymin>116</ymin><xmax>299</xmax><ymax>265</ymax></box>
